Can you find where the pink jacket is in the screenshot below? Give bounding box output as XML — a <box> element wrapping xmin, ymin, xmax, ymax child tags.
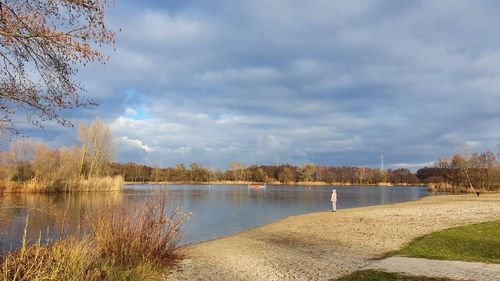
<box><xmin>331</xmin><ymin>192</ymin><xmax>337</xmax><ymax>202</ymax></box>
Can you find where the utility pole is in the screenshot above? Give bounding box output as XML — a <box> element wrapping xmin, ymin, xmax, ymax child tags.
<box><xmin>496</xmin><ymin>143</ymin><xmax>500</xmax><ymax>162</ymax></box>
<box><xmin>379</xmin><ymin>155</ymin><xmax>384</xmax><ymax>171</ymax></box>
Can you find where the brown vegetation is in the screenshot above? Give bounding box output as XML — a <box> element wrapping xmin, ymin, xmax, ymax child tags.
<box><xmin>0</xmin><ymin>193</ymin><xmax>188</xmax><ymax>281</ymax></box>
<box><xmin>89</xmin><ymin>193</ymin><xmax>188</xmax><ymax>268</ymax></box>
<box><xmin>0</xmin><ymin>119</ymin><xmax>123</xmax><ymax>193</ymax></box>
<box><xmin>0</xmin><ymin>176</ymin><xmax>123</xmax><ymax>193</ymax></box>
<box><xmin>111</xmin><ymin>162</ymin><xmax>420</xmax><ymax>186</ymax></box>
<box><xmin>417</xmin><ymin>150</ymin><xmax>500</xmax><ymax>192</ymax></box>
<box><xmin>0</xmin><ymin>0</ymin><xmax>115</xmax><ymax>133</ymax></box>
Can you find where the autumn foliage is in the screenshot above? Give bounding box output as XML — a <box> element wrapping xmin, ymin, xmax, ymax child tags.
<box><xmin>0</xmin><ymin>0</ymin><xmax>115</xmax><ymax>132</ymax></box>
<box><xmin>0</xmin><ymin>119</ymin><xmax>122</xmax><ymax>192</ymax></box>
<box><xmin>431</xmin><ymin>151</ymin><xmax>500</xmax><ymax>192</ymax></box>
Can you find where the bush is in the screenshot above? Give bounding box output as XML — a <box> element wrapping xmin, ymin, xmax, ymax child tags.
<box><xmin>0</xmin><ymin>193</ymin><xmax>187</xmax><ymax>280</ymax></box>
<box><xmin>89</xmin><ymin>192</ymin><xmax>189</xmax><ymax>267</ymax></box>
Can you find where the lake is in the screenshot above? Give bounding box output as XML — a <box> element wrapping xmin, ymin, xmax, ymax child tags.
<box><xmin>0</xmin><ymin>185</ymin><xmax>429</xmax><ymax>252</ymax></box>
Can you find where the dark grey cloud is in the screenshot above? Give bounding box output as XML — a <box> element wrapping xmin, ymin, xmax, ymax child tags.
<box><xmin>19</xmin><ymin>0</ymin><xmax>500</xmax><ymax>170</ymax></box>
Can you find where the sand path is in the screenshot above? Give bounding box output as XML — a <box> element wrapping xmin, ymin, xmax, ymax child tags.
<box><xmin>168</xmin><ymin>194</ymin><xmax>500</xmax><ymax>280</ymax></box>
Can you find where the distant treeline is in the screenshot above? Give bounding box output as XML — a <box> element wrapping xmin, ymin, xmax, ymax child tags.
<box><xmin>109</xmin><ymin>162</ymin><xmax>419</xmax><ymax>185</ymax></box>
<box><xmin>111</xmin><ymin>150</ymin><xmax>500</xmax><ymax>192</ymax></box>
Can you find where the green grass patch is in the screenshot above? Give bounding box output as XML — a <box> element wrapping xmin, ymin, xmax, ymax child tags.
<box><xmin>335</xmin><ymin>270</ymin><xmax>455</xmax><ymax>281</ymax></box>
<box><xmin>394</xmin><ymin>220</ymin><xmax>500</xmax><ymax>264</ymax></box>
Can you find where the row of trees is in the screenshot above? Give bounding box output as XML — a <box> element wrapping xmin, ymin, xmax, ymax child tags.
<box><xmin>110</xmin><ymin>162</ymin><xmax>420</xmax><ymax>185</ymax></box>
<box><xmin>0</xmin><ymin>119</ymin><xmax>115</xmax><ymax>190</ymax></box>
<box><xmin>417</xmin><ymin>151</ymin><xmax>500</xmax><ymax>191</ymax></box>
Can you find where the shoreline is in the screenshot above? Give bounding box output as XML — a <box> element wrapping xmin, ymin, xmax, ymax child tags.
<box><xmin>184</xmin><ymin>193</ymin><xmax>432</xmax><ymax>248</ymax></box>
<box><xmin>168</xmin><ymin>193</ymin><xmax>500</xmax><ymax>280</ymax></box>
<box><xmin>124</xmin><ymin>181</ymin><xmax>424</xmax><ymax>187</ymax></box>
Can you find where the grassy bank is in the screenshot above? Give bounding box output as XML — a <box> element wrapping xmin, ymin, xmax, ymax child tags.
<box><xmin>0</xmin><ymin>176</ymin><xmax>123</xmax><ymax>193</ymax></box>
<box><xmin>335</xmin><ymin>269</ymin><xmax>455</xmax><ymax>281</ymax></box>
<box><xmin>337</xmin><ymin>219</ymin><xmax>500</xmax><ymax>280</ymax></box>
<box><xmin>393</xmin><ymin>220</ymin><xmax>500</xmax><ymax>264</ymax></box>
<box><xmin>0</xmin><ymin>193</ymin><xmax>187</xmax><ymax>281</ymax></box>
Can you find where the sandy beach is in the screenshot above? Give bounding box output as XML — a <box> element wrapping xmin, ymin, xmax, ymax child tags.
<box><xmin>168</xmin><ymin>193</ymin><xmax>500</xmax><ymax>280</ymax></box>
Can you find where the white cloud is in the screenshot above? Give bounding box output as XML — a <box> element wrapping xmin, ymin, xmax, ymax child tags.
<box><xmin>116</xmin><ymin>136</ymin><xmax>154</xmax><ymax>153</ymax></box>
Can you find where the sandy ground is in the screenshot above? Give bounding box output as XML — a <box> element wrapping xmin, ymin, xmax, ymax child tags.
<box><xmin>167</xmin><ymin>194</ymin><xmax>500</xmax><ymax>281</ymax></box>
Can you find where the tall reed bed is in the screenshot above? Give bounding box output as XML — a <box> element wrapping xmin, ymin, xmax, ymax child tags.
<box><xmin>0</xmin><ymin>192</ymin><xmax>188</xmax><ymax>281</ymax></box>
<box><xmin>427</xmin><ymin>182</ymin><xmax>493</xmax><ymax>193</ymax></box>
<box><xmin>0</xmin><ymin>176</ymin><xmax>123</xmax><ymax>193</ymax></box>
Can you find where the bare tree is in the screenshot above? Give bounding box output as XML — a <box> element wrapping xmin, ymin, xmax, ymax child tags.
<box><xmin>278</xmin><ymin>166</ymin><xmax>293</xmax><ymax>184</ymax></box>
<box><xmin>452</xmin><ymin>154</ymin><xmax>474</xmax><ymax>190</ymax></box>
<box><xmin>469</xmin><ymin>151</ymin><xmax>496</xmax><ymax>190</ymax></box>
<box><xmin>356</xmin><ymin>167</ymin><xmax>366</xmax><ymax>184</ymax></box>
<box><xmin>152</xmin><ymin>165</ymin><xmax>161</xmax><ymax>183</ymax></box>
<box><xmin>228</xmin><ymin>161</ymin><xmax>246</xmax><ymax>182</ymax></box>
<box><xmin>0</xmin><ymin>0</ymin><xmax>115</xmax><ymax>133</ymax></box>
<box><xmin>298</xmin><ymin>164</ymin><xmax>316</xmax><ymax>182</ymax></box>
<box><xmin>1</xmin><ymin>139</ymin><xmax>33</xmax><ymax>180</ymax></box>
<box><xmin>33</xmin><ymin>141</ymin><xmax>59</xmax><ymax>179</ymax></box>
<box><xmin>78</xmin><ymin>118</ymin><xmax>112</xmax><ymax>178</ymax></box>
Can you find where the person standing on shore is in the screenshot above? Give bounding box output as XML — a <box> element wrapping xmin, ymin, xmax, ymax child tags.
<box><xmin>331</xmin><ymin>189</ymin><xmax>337</xmax><ymax>212</ymax></box>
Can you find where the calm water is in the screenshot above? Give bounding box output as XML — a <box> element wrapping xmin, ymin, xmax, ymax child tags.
<box><xmin>0</xmin><ymin>185</ymin><xmax>429</xmax><ymax>251</ymax></box>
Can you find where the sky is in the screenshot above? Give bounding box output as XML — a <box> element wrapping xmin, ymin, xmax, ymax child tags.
<box><xmin>18</xmin><ymin>0</ymin><xmax>500</xmax><ymax>170</ymax></box>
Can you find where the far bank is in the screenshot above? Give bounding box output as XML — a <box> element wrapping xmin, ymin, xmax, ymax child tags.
<box><xmin>124</xmin><ymin>180</ymin><xmax>420</xmax><ymax>187</ymax></box>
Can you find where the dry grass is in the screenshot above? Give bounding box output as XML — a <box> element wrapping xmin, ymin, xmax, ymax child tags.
<box><xmin>1</xmin><ymin>236</ymin><xmax>162</xmax><ymax>281</ymax></box>
<box><xmin>65</xmin><ymin>176</ymin><xmax>124</xmax><ymax>192</ymax></box>
<box><xmin>0</xmin><ymin>176</ymin><xmax>123</xmax><ymax>193</ymax></box>
<box><xmin>1</xmin><ymin>235</ymin><xmax>99</xmax><ymax>281</ymax></box>
<box><xmin>89</xmin><ymin>193</ymin><xmax>189</xmax><ymax>267</ymax></box>
<box><xmin>427</xmin><ymin>182</ymin><xmax>497</xmax><ymax>193</ymax></box>
<box><xmin>0</xmin><ymin>192</ymin><xmax>187</xmax><ymax>281</ymax></box>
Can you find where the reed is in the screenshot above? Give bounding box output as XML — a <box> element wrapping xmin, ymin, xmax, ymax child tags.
<box><xmin>65</xmin><ymin>176</ymin><xmax>124</xmax><ymax>192</ymax></box>
<box><xmin>89</xmin><ymin>192</ymin><xmax>189</xmax><ymax>267</ymax></box>
<box><xmin>427</xmin><ymin>182</ymin><xmax>492</xmax><ymax>193</ymax></box>
<box><xmin>1</xmin><ymin>234</ymin><xmax>99</xmax><ymax>281</ymax></box>
<box><xmin>0</xmin><ymin>176</ymin><xmax>123</xmax><ymax>193</ymax></box>
<box><xmin>0</xmin><ymin>193</ymin><xmax>186</xmax><ymax>281</ymax></box>
<box><xmin>0</xmin><ymin>235</ymin><xmax>161</xmax><ymax>281</ymax></box>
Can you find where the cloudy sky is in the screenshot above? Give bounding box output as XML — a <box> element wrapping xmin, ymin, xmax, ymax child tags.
<box><xmin>22</xmin><ymin>0</ymin><xmax>500</xmax><ymax>170</ymax></box>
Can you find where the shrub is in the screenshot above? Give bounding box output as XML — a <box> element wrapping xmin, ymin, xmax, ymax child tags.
<box><xmin>89</xmin><ymin>192</ymin><xmax>189</xmax><ymax>268</ymax></box>
<box><xmin>0</xmin><ymin>192</ymin><xmax>187</xmax><ymax>280</ymax></box>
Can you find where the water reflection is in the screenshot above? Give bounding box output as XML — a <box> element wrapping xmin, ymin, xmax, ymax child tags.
<box><xmin>0</xmin><ymin>185</ymin><xmax>429</xmax><ymax>251</ymax></box>
<box><xmin>0</xmin><ymin>192</ymin><xmax>124</xmax><ymax>251</ymax></box>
